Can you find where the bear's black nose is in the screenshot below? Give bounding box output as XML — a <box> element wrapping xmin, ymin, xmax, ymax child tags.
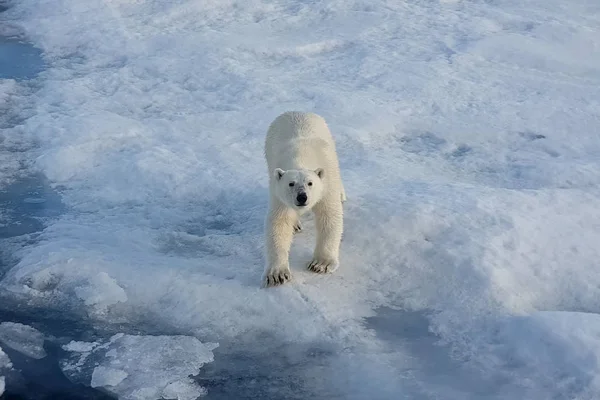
<box><xmin>296</xmin><ymin>192</ymin><xmax>308</xmax><ymax>206</ymax></box>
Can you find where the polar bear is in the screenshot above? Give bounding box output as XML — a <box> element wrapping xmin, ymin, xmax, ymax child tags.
<box><xmin>263</xmin><ymin>111</ymin><xmax>346</xmax><ymax>287</ymax></box>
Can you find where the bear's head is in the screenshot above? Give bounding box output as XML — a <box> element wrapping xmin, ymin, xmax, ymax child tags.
<box><xmin>273</xmin><ymin>168</ymin><xmax>324</xmax><ymax>211</ymax></box>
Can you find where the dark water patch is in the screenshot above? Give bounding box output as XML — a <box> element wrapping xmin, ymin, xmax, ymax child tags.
<box><xmin>0</xmin><ymin>37</ymin><xmax>44</xmax><ymax>81</ymax></box>
<box><xmin>198</xmin><ymin>336</ymin><xmax>341</xmax><ymax>400</ymax></box>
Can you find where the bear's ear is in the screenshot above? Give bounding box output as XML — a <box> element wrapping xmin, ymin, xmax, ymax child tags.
<box><xmin>274</xmin><ymin>168</ymin><xmax>285</xmax><ymax>180</ymax></box>
<box><xmin>315</xmin><ymin>168</ymin><xmax>324</xmax><ymax>179</ymax></box>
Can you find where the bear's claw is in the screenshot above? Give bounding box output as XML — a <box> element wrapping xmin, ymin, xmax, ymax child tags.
<box><xmin>264</xmin><ymin>269</ymin><xmax>292</xmax><ymax>287</ymax></box>
<box><xmin>307</xmin><ymin>259</ymin><xmax>339</xmax><ymax>274</ymax></box>
<box><xmin>293</xmin><ymin>221</ymin><xmax>302</xmax><ymax>233</ymax></box>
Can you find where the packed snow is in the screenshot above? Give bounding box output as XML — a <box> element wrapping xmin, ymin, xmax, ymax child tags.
<box><xmin>0</xmin><ymin>322</ymin><xmax>46</xmax><ymax>359</ymax></box>
<box><xmin>1</xmin><ymin>0</ymin><xmax>600</xmax><ymax>399</ymax></box>
<box><xmin>61</xmin><ymin>334</ymin><xmax>217</xmax><ymax>400</ymax></box>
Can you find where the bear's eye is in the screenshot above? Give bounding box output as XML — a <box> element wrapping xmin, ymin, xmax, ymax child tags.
<box><xmin>308</xmin><ymin>182</ymin><xmax>313</xmax><ymax>186</ymax></box>
<box><xmin>289</xmin><ymin>182</ymin><xmax>295</xmax><ymax>187</ymax></box>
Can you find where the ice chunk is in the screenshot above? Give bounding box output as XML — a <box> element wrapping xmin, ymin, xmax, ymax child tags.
<box><xmin>0</xmin><ymin>322</ymin><xmax>46</xmax><ymax>359</ymax></box>
<box><xmin>91</xmin><ymin>366</ymin><xmax>128</xmax><ymax>388</ymax></box>
<box><xmin>0</xmin><ymin>346</ymin><xmax>10</xmax><ymax>369</ymax></box>
<box><xmin>0</xmin><ymin>345</ymin><xmax>12</xmax><ymax>396</ymax></box>
<box><xmin>62</xmin><ymin>340</ymin><xmax>98</xmax><ymax>353</ymax></box>
<box><xmin>62</xmin><ymin>333</ymin><xmax>217</xmax><ymax>400</ymax></box>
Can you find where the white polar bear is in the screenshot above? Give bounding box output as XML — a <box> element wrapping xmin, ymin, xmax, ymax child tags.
<box><xmin>263</xmin><ymin>111</ymin><xmax>346</xmax><ymax>287</ymax></box>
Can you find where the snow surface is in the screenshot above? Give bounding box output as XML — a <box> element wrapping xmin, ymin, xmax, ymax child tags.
<box><xmin>0</xmin><ymin>322</ymin><xmax>46</xmax><ymax>359</ymax></box>
<box><xmin>1</xmin><ymin>0</ymin><xmax>600</xmax><ymax>398</ymax></box>
<box><xmin>61</xmin><ymin>333</ymin><xmax>217</xmax><ymax>400</ymax></box>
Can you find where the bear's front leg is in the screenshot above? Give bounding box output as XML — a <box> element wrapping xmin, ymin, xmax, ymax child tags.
<box><xmin>263</xmin><ymin>206</ymin><xmax>296</xmax><ymax>287</ymax></box>
<box><xmin>308</xmin><ymin>199</ymin><xmax>343</xmax><ymax>274</ymax></box>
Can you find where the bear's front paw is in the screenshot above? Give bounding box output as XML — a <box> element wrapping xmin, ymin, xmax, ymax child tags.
<box><xmin>307</xmin><ymin>258</ymin><xmax>339</xmax><ymax>274</ymax></box>
<box><xmin>263</xmin><ymin>266</ymin><xmax>292</xmax><ymax>287</ymax></box>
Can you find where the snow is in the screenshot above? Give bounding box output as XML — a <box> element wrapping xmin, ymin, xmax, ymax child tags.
<box><xmin>1</xmin><ymin>0</ymin><xmax>600</xmax><ymax>398</ymax></box>
<box><xmin>0</xmin><ymin>322</ymin><xmax>46</xmax><ymax>359</ymax></box>
<box><xmin>61</xmin><ymin>333</ymin><xmax>217</xmax><ymax>400</ymax></box>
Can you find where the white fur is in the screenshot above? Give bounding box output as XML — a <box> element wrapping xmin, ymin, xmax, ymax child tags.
<box><xmin>263</xmin><ymin>111</ymin><xmax>346</xmax><ymax>287</ymax></box>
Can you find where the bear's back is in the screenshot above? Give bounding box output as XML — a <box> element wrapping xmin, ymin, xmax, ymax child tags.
<box><xmin>266</xmin><ymin>111</ymin><xmax>332</xmax><ymax>144</ymax></box>
<box><xmin>265</xmin><ymin>111</ymin><xmax>337</xmax><ymax>171</ymax></box>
